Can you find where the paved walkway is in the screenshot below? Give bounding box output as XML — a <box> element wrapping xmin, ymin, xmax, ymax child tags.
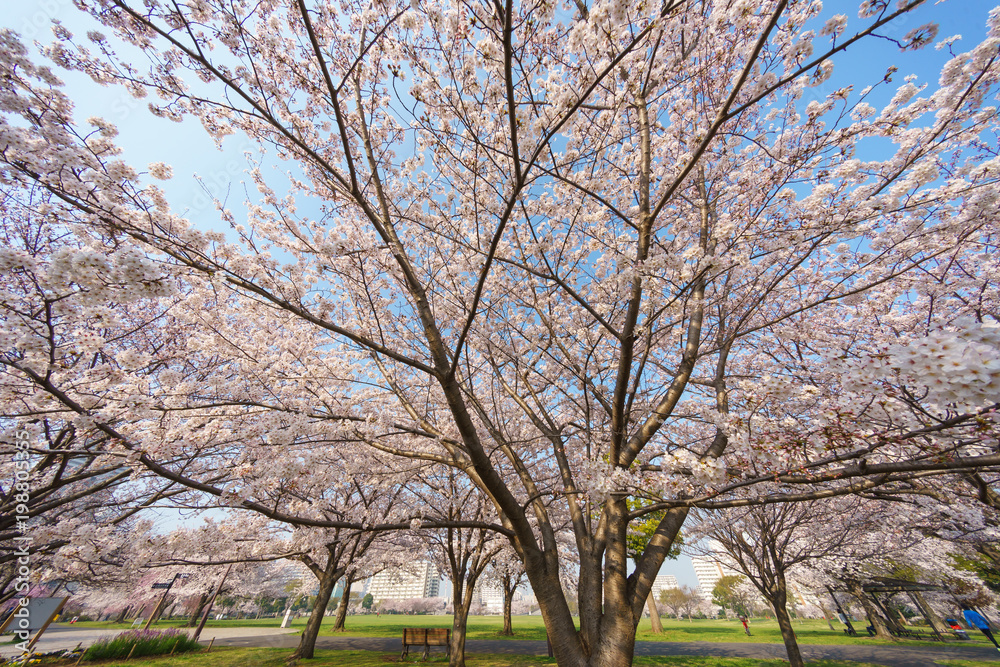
<box><xmin>211</xmin><ymin>633</ymin><xmax>1000</xmax><ymax>666</ymax></box>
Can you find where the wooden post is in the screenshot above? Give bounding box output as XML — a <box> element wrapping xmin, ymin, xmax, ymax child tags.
<box><xmin>144</xmin><ymin>573</ymin><xmax>183</xmax><ymax>630</ymax></box>
<box><xmin>825</xmin><ymin>586</ymin><xmax>856</xmax><ymax>636</ymax></box>
<box><xmin>126</xmin><ymin>643</ymin><xmax>137</xmax><ymax>660</ymax></box>
<box><xmin>869</xmin><ymin>593</ymin><xmax>904</xmax><ymax>635</ymax></box>
<box><xmin>817</xmin><ymin>602</ymin><xmax>837</xmax><ymax>631</ymax></box>
<box><xmin>193</xmin><ymin>564</ymin><xmax>233</xmax><ymax>642</ymax></box>
<box><xmin>910</xmin><ymin>591</ymin><xmax>949</xmax><ymax>638</ymax></box>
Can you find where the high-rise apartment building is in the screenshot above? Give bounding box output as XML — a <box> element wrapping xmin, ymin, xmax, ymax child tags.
<box><xmin>367</xmin><ymin>561</ymin><xmax>440</xmax><ymax>602</ymax></box>
<box><xmin>473</xmin><ymin>582</ymin><xmax>505</xmax><ymax>611</ymax></box>
<box><xmin>650</xmin><ymin>573</ymin><xmax>679</xmax><ymax>600</ymax></box>
<box><xmin>690</xmin><ymin>548</ymin><xmax>740</xmax><ymax>601</ymax></box>
<box><xmin>271</xmin><ymin>560</ymin><xmax>319</xmax><ymax>595</ymax></box>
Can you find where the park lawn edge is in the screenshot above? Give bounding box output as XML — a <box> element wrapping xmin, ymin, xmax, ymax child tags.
<box><xmin>31</xmin><ymin>647</ymin><xmax>893</xmax><ymax>667</ymax></box>
<box><xmin>65</xmin><ymin>616</ymin><xmax>999</xmax><ymax>650</ymax></box>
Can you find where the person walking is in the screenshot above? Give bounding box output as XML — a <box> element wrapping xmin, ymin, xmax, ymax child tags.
<box><xmin>962</xmin><ymin>607</ymin><xmax>1000</xmax><ymax>651</ymax></box>
<box><xmin>740</xmin><ymin>616</ymin><xmax>751</xmax><ymax>636</ymax></box>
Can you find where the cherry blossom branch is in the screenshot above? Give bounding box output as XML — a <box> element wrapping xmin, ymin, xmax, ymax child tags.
<box><xmin>5</xmin><ymin>357</ymin><xmax>513</xmax><ymax>536</ymax></box>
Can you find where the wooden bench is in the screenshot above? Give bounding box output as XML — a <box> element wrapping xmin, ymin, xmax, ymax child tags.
<box><xmin>400</xmin><ymin>628</ymin><xmax>450</xmax><ymax>660</ymax></box>
<box><xmin>895</xmin><ymin>628</ymin><xmax>941</xmax><ymax>641</ymax></box>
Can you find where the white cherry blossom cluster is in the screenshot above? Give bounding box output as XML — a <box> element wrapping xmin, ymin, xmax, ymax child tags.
<box><xmin>573</xmin><ymin>455</ymin><xmax>640</xmax><ymax>499</ymax></box>
<box><xmin>850</xmin><ymin>319</ymin><xmax>1000</xmax><ymax>415</ymax></box>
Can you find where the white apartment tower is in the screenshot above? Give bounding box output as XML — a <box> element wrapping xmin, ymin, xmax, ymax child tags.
<box><xmin>473</xmin><ymin>582</ymin><xmax>505</xmax><ymax>611</ymax></box>
<box><xmin>690</xmin><ymin>551</ymin><xmax>740</xmax><ymax>601</ymax></box>
<box><xmin>271</xmin><ymin>560</ymin><xmax>319</xmax><ymax>595</ymax></box>
<box><xmin>651</xmin><ymin>573</ymin><xmax>679</xmax><ymax>600</ymax></box>
<box><xmin>367</xmin><ymin>561</ymin><xmax>440</xmax><ymax>602</ymax></box>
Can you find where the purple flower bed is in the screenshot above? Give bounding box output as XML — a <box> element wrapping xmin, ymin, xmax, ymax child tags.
<box><xmin>83</xmin><ymin>627</ymin><xmax>201</xmax><ymax>660</ymax></box>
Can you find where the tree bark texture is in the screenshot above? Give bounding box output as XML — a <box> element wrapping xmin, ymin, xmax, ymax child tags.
<box><xmin>770</xmin><ymin>583</ymin><xmax>804</xmax><ymax>667</ymax></box>
<box><xmin>501</xmin><ymin>582</ymin><xmax>514</xmax><ymax>636</ymax></box>
<box><xmin>291</xmin><ymin>556</ymin><xmax>343</xmax><ymax>661</ymax></box>
<box><xmin>646</xmin><ymin>592</ymin><xmax>663</xmax><ymax>634</ymax></box>
<box><xmin>333</xmin><ymin>579</ymin><xmax>351</xmax><ymax>632</ymax></box>
<box><xmin>847</xmin><ymin>581</ymin><xmax>893</xmax><ymax>640</ymax></box>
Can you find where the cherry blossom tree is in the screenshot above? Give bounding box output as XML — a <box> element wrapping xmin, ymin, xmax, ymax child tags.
<box><xmin>289</xmin><ymin>527</ymin><xmax>396</xmax><ymax>659</ymax></box>
<box><xmin>692</xmin><ymin>497</ymin><xmax>879</xmax><ymax>667</ymax></box>
<box><xmin>3</xmin><ymin>1</ymin><xmax>1000</xmax><ymax>665</ymax></box>
<box><xmin>0</xmin><ymin>181</ymin><xmax>425</xmax><ymax>657</ymax></box>
<box><xmin>0</xmin><ymin>187</ymin><xmax>196</xmax><ymax>605</ymax></box>
<box><xmin>419</xmin><ymin>469</ymin><xmax>505</xmax><ymax>667</ymax></box>
<box><xmin>0</xmin><ymin>171</ymin><xmax>480</xmax><ymax>662</ymax></box>
<box><xmin>659</xmin><ymin>585</ymin><xmax>700</xmax><ymax>622</ymax></box>
<box><xmin>145</xmin><ymin>472</ymin><xmax>412</xmax><ymax>659</ymax></box>
<box><xmin>710</xmin><ymin>574</ymin><xmax>758</xmax><ymax>619</ymax></box>
<box><xmin>481</xmin><ymin>545</ymin><xmax>527</xmax><ymax>635</ymax></box>
<box><xmin>378</xmin><ymin>596</ymin><xmax>446</xmax><ymax>614</ymax></box>
<box><xmin>787</xmin><ymin>495</ymin><xmax>992</xmax><ymax>640</ymax></box>
<box><xmin>331</xmin><ymin>570</ymin><xmax>366</xmax><ymax>631</ymax></box>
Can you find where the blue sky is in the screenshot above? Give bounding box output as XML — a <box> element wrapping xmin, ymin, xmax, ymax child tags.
<box><xmin>4</xmin><ymin>0</ymin><xmax>997</xmax><ymax>226</ymax></box>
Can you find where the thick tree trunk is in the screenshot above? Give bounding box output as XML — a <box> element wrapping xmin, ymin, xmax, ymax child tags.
<box><xmin>585</xmin><ymin>497</ymin><xmax>644</xmax><ymax>667</ymax></box>
<box><xmin>501</xmin><ymin>583</ymin><xmax>514</xmax><ymax>635</ymax></box>
<box><xmin>187</xmin><ymin>594</ymin><xmax>208</xmax><ymax>628</ymax></box>
<box><xmin>532</xmin><ymin>584</ymin><xmax>639</xmax><ymax>667</ymax></box>
<box><xmin>523</xmin><ymin>554</ymin><xmax>587</xmax><ymax>667</ymax></box>
<box><xmin>646</xmin><ymin>592</ymin><xmax>663</xmax><ymax>633</ymax></box>
<box><xmin>333</xmin><ymin>580</ymin><xmax>351</xmax><ymax>632</ymax></box>
<box><xmin>517</xmin><ymin>505</ymin><xmax>686</xmax><ymax>667</ymax></box>
<box><xmin>770</xmin><ymin>585</ymin><xmax>804</xmax><ymax>667</ymax></box>
<box><xmin>909</xmin><ymin>591</ymin><xmax>949</xmax><ymax>636</ymax></box>
<box><xmin>290</xmin><ymin>560</ymin><xmax>341</xmax><ymax>662</ymax></box>
<box><xmin>115</xmin><ymin>605</ymin><xmax>131</xmax><ymax>624</ymax></box>
<box><xmin>817</xmin><ymin>602</ymin><xmax>836</xmax><ymax>631</ymax></box>
<box><xmin>588</xmin><ymin>611</ymin><xmax>638</xmax><ymax>667</ymax></box>
<box><xmin>576</xmin><ymin>546</ymin><xmax>602</xmax><ymax>656</ymax></box>
<box><xmin>450</xmin><ymin>600</ymin><xmax>470</xmax><ymax>667</ymax></box>
<box><xmin>847</xmin><ymin>581</ymin><xmax>893</xmax><ymax>640</ymax></box>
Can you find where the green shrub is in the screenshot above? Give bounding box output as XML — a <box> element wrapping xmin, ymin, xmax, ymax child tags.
<box><xmin>83</xmin><ymin>628</ymin><xmax>201</xmax><ymax>660</ymax></box>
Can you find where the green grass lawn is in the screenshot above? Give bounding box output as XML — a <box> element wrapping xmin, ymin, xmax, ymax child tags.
<box><xmin>632</xmin><ymin>617</ymin><xmax>955</xmax><ymax>646</ymax></box>
<box><xmin>38</xmin><ymin>647</ymin><xmax>891</xmax><ymax>667</ymax></box>
<box><xmin>74</xmin><ymin>614</ymin><xmax>997</xmax><ymax>650</ymax></box>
